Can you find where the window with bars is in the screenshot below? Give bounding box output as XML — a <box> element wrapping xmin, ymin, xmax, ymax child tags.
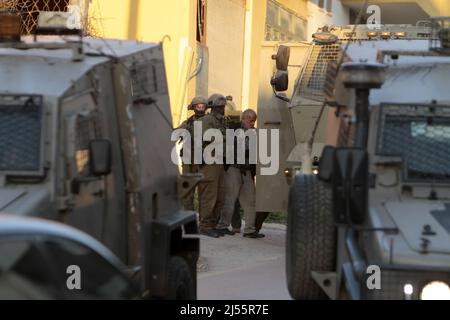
<box><xmin>265</xmin><ymin>0</ymin><xmax>307</xmax><ymax>42</ymax></box>
<box><xmin>317</xmin><ymin>0</ymin><xmax>332</xmax><ymax>13</ymax></box>
<box><xmin>2</xmin><ymin>0</ymin><xmax>70</xmax><ymax>34</ymax></box>
<box><xmin>130</xmin><ymin>60</ymin><xmax>168</xmax><ymax>103</ymax></box>
<box><xmin>377</xmin><ymin>104</ymin><xmax>450</xmax><ymax>182</ymax></box>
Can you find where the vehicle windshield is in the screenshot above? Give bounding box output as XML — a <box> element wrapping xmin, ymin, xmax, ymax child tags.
<box><xmin>377</xmin><ymin>104</ymin><xmax>450</xmax><ymax>182</ymax></box>
<box><xmin>0</xmin><ymin>95</ymin><xmax>43</xmax><ymax>174</ymax></box>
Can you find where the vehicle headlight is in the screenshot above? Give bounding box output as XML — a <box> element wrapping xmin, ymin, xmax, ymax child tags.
<box><xmin>420</xmin><ymin>281</ymin><xmax>450</xmax><ymax>300</ymax></box>
<box><xmin>404</xmin><ymin>284</ymin><xmax>414</xmax><ymax>295</ymax></box>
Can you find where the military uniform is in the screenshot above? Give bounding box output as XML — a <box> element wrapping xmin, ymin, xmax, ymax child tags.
<box><xmin>177</xmin><ymin>114</ymin><xmax>202</xmax><ymax>210</ymax></box>
<box><xmin>197</xmin><ymin>111</ymin><xmax>226</xmax><ymax>233</ymax></box>
<box><xmin>176</xmin><ymin>96</ymin><xmax>207</xmax><ymax>210</ymax></box>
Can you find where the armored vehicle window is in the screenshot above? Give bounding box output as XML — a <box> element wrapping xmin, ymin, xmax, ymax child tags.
<box><xmin>295</xmin><ymin>44</ymin><xmax>341</xmax><ymax>102</ymax></box>
<box><xmin>74</xmin><ymin>113</ymin><xmax>102</xmax><ymax>175</ymax></box>
<box><xmin>377</xmin><ymin>104</ymin><xmax>450</xmax><ymax>182</ymax></box>
<box><xmin>130</xmin><ymin>60</ymin><xmax>168</xmax><ymax>103</ymax></box>
<box><xmin>0</xmin><ymin>95</ymin><xmax>43</xmax><ymax>174</ymax></box>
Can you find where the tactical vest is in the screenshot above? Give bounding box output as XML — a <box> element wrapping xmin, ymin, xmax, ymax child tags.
<box><xmin>179</xmin><ymin>115</ymin><xmax>201</xmax><ymax>162</ymax></box>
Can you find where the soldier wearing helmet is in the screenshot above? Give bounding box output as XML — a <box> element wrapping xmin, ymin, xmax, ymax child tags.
<box><xmin>207</xmin><ymin>93</ymin><xmax>227</xmax><ymax>115</ymax></box>
<box><xmin>177</xmin><ymin>96</ymin><xmax>207</xmax><ymax>211</ymax></box>
<box><xmin>178</xmin><ymin>96</ymin><xmax>208</xmax><ymax>131</ymax></box>
<box><xmin>196</xmin><ymin>93</ymin><xmax>230</xmax><ymax>238</ymax></box>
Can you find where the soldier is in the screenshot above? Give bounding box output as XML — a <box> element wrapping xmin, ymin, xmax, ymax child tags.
<box><xmin>197</xmin><ymin>93</ymin><xmax>229</xmax><ymax>238</ymax></box>
<box><xmin>216</xmin><ymin>109</ymin><xmax>264</xmax><ymax>238</ymax></box>
<box><xmin>177</xmin><ymin>96</ymin><xmax>207</xmax><ymax>210</ymax></box>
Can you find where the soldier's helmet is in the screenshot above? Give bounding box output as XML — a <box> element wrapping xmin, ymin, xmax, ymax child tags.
<box><xmin>207</xmin><ymin>93</ymin><xmax>227</xmax><ymax>109</ymax></box>
<box><xmin>188</xmin><ymin>96</ymin><xmax>208</xmax><ymax>110</ymax></box>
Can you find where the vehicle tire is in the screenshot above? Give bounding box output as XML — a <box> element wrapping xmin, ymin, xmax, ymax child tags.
<box><xmin>286</xmin><ymin>174</ymin><xmax>336</xmax><ymax>300</ymax></box>
<box><xmin>167</xmin><ymin>256</ymin><xmax>196</xmax><ymax>300</ymax></box>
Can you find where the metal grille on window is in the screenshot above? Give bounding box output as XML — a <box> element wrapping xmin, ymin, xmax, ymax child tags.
<box><xmin>265</xmin><ymin>0</ymin><xmax>307</xmax><ymax>42</ymax></box>
<box><xmin>326</xmin><ymin>0</ymin><xmax>332</xmax><ymax>13</ymax></box>
<box><xmin>297</xmin><ymin>44</ymin><xmax>341</xmax><ymax>102</ymax></box>
<box><xmin>75</xmin><ymin>113</ymin><xmax>101</xmax><ymax>175</ymax></box>
<box><xmin>1</xmin><ymin>0</ymin><xmax>94</xmax><ymax>35</ymax></box>
<box><xmin>0</xmin><ymin>95</ymin><xmax>42</xmax><ymax>172</ymax></box>
<box><xmin>377</xmin><ymin>104</ymin><xmax>450</xmax><ymax>181</ymax></box>
<box><xmin>130</xmin><ymin>60</ymin><xmax>168</xmax><ymax>103</ymax></box>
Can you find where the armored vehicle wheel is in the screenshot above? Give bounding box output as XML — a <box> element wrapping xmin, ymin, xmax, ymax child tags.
<box><xmin>286</xmin><ymin>174</ymin><xmax>336</xmax><ymax>300</ymax></box>
<box><xmin>167</xmin><ymin>256</ymin><xmax>196</xmax><ymax>300</ymax></box>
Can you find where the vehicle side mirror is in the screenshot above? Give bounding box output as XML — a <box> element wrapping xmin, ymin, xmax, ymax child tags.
<box><xmin>270</xmin><ymin>70</ymin><xmax>289</xmax><ymax>92</ymax></box>
<box><xmin>333</xmin><ymin>148</ymin><xmax>368</xmax><ymax>225</ymax></box>
<box><xmin>89</xmin><ymin>139</ymin><xmax>112</xmax><ymax>176</ymax></box>
<box><xmin>272</xmin><ymin>45</ymin><xmax>290</xmax><ymax>71</ymax></box>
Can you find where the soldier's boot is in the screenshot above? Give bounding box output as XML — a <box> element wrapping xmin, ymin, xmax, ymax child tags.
<box><xmin>200</xmin><ymin>229</ymin><xmax>220</xmax><ymax>238</ymax></box>
<box><xmin>215</xmin><ymin>228</ymin><xmax>235</xmax><ymax>236</ymax></box>
<box><xmin>243</xmin><ymin>231</ymin><xmax>265</xmax><ymax>239</ymax></box>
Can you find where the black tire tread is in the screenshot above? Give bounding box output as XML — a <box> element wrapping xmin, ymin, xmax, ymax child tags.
<box><xmin>167</xmin><ymin>256</ymin><xmax>196</xmax><ymax>300</ymax></box>
<box><xmin>286</xmin><ymin>174</ymin><xmax>336</xmax><ymax>300</ymax></box>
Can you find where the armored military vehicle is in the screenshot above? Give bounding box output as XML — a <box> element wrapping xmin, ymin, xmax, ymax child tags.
<box><xmin>265</xmin><ymin>17</ymin><xmax>450</xmax><ymax>299</ymax></box>
<box><xmin>0</xmin><ymin>12</ymin><xmax>198</xmax><ymax>299</ymax></box>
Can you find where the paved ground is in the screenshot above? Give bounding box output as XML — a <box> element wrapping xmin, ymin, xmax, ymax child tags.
<box><xmin>197</xmin><ymin>224</ymin><xmax>292</xmax><ymax>300</ymax></box>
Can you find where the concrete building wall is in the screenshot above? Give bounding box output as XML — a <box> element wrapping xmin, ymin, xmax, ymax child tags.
<box><xmin>242</xmin><ymin>0</ymin><xmax>268</xmax><ymax>110</ymax></box>
<box><xmin>276</xmin><ymin>0</ymin><xmax>309</xmax><ymax>17</ymax></box>
<box><xmin>89</xmin><ymin>0</ymin><xmax>197</xmax><ymax>124</ymax></box>
<box><xmin>417</xmin><ymin>0</ymin><xmax>450</xmax><ymax>16</ymax></box>
<box><xmin>88</xmin><ymin>0</ymin><xmax>273</xmax><ymax>118</ymax></box>
<box><xmin>206</xmin><ymin>0</ymin><xmax>246</xmax><ymax>107</ymax></box>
